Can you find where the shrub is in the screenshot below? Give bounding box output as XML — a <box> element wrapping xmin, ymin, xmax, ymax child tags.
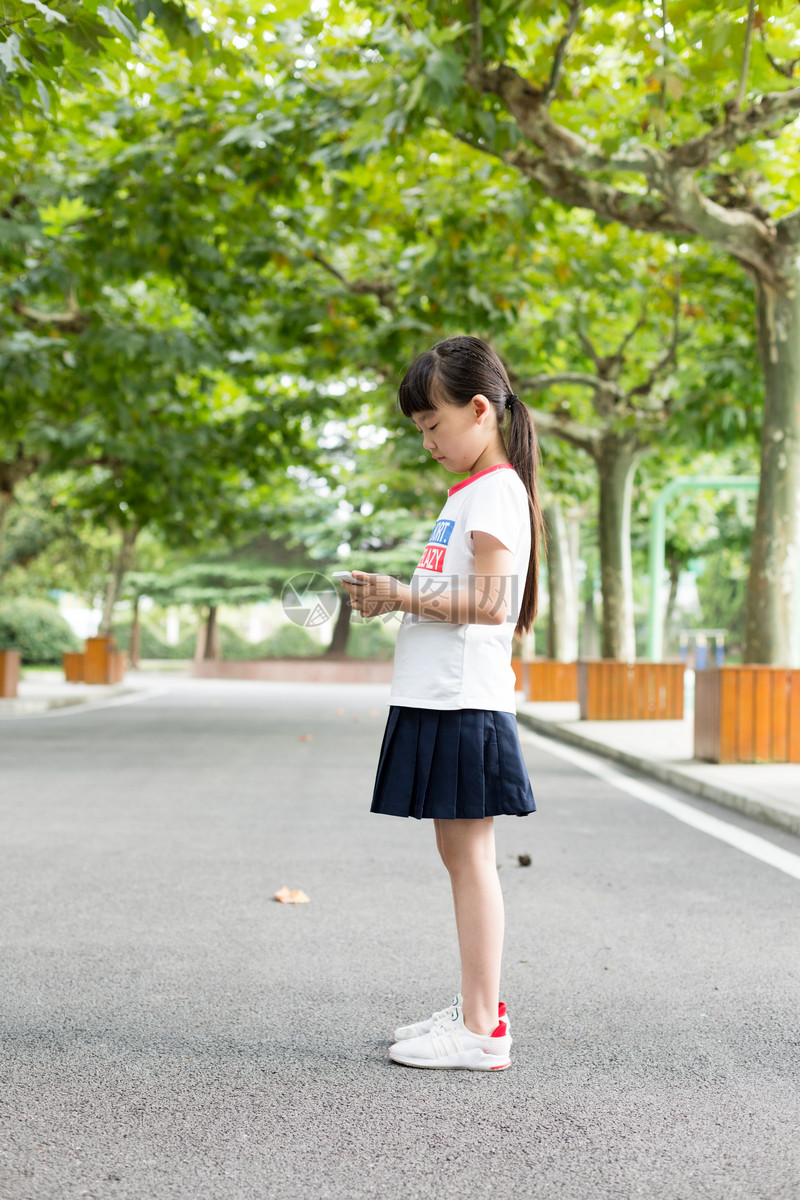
<box><xmin>215</xmin><ymin>623</ymin><xmax>263</xmax><ymax>660</ymax></box>
<box><xmin>256</xmin><ymin>623</ymin><xmax>320</xmax><ymax>658</ymax></box>
<box><xmin>114</xmin><ymin>618</ymin><xmax>173</xmax><ymax>659</ymax></box>
<box><xmin>346</xmin><ymin>618</ymin><xmax>397</xmax><ymax>660</ymax></box>
<box><xmin>114</xmin><ymin>617</ymin><xmax>203</xmax><ymax>660</ymax></box>
<box><xmin>0</xmin><ymin>599</ymin><xmax>81</xmax><ymax>665</ymax></box>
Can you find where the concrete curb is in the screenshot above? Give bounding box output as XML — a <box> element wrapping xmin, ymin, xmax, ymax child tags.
<box><xmin>0</xmin><ymin>686</ymin><xmax>165</xmax><ymax>721</ymax></box>
<box><xmin>516</xmin><ymin>710</ymin><xmax>800</xmax><ymax>838</ymax></box>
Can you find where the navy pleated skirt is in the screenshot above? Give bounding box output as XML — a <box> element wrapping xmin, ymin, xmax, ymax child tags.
<box><xmin>370</xmin><ymin>706</ymin><xmax>536</xmax><ymax>820</ymax></box>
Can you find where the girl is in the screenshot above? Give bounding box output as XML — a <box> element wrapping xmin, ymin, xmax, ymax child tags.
<box><xmin>340</xmin><ymin>335</ymin><xmax>544</xmax><ymax>1071</ymax></box>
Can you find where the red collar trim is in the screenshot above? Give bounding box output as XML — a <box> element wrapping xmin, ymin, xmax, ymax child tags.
<box><xmin>448</xmin><ymin>463</ymin><xmax>515</xmax><ymax>497</ymax></box>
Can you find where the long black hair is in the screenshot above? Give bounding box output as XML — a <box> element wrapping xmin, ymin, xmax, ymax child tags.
<box><xmin>398</xmin><ymin>335</ymin><xmax>544</xmax><ymax>637</ymax></box>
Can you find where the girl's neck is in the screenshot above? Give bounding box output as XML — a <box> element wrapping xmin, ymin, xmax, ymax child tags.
<box><xmin>467</xmin><ymin>442</ymin><xmax>510</xmax><ymax>476</ymax></box>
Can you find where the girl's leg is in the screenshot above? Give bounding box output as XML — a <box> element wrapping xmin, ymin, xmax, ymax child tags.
<box><xmin>434</xmin><ymin>817</ymin><xmax>504</xmax><ymax>1037</ymax></box>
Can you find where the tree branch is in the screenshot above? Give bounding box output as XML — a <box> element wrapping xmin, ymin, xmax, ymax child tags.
<box><xmin>616</xmin><ymin>298</ymin><xmax>649</xmax><ymax>360</ymax></box>
<box><xmin>659</xmin><ymin>1</ymin><xmax>669</xmax><ymax>116</ymax></box>
<box><xmin>777</xmin><ymin>205</ymin><xmax>800</xmax><ymax>242</ymax></box>
<box><xmin>662</xmin><ymin>171</ymin><xmax>779</xmax><ymax>281</ymax></box>
<box><xmin>574</xmin><ymin>319</ymin><xmax>600</xmax><ymax>369</ymax></box>
<box><xmin>472</xmin><ymin>62</ymin><xmax>663</xmax><ymax>176</ymax></box>
<box><xmin>668</xmin><ymin>85</ymin><xmax>800</xmax><ymax>170</ymax></box>
<box><xmin>735</xmin><ymin>0</ymin><xmax>758</xmax><ymax>110</ymax></box>
<box><xmin>0</xmin><ymin>448</ymin><xmax>40</xmax><ymax>500</ymax></box>
<box><xmin>499</xmin><ymin>147</ymin><xmax>690</xmax><ymax>234</ymax></box>
<box><xmin>627</xmin><ymin>286</ymin><xmax>684</xmax><ymax>400</ymax></box>
<box><xmin>309</xmin><ymin>252</ymin><xmax>395</xmax><ymax>307</ymax></box>
<box><xmin>543</xmin><ymin>0</ymin><xmax>583</xmax><ymax>106</ymax></box>
<box><xmin>477</xmin><ymin>55</ymin><xmax>800</xmax><ymax>180</ymax></box>
<box><xmin>765</xmin><ymin>51</ymin><xmax>799</xmax><ymax>80</ymax></box>
<box><xmin>450</xmin><ymin>128</ymin><xmax>507</xmax><ymax>163</ymax></box>
<box><xmin>11</xmin><ymin>293</ymin><xmax>89</xmax><ymax>333</ymax></box>
<box><xmin>521</xmin><ymin>405</ymin><xmax>601</xmax><ymax>454</ymax></box>
<box><xmin>515</xmin><ymin>371</ymin><xmax>625</xmax><ymax>400</ymax></box>
<box><xmin>468</xmin><ymin>0</ymin><xmax>482</xmax><ymax>84</ymax></box>
<box><xmin>460</xmin><ymin>118</ymin><xmax>780</xmax><ymax>279</ymax></box>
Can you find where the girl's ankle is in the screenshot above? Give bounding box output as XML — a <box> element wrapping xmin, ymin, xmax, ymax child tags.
<box><xmin>462</xmin><ymin>1005</ymin><xmax>500</xmax><ymax>1038</ymax></box>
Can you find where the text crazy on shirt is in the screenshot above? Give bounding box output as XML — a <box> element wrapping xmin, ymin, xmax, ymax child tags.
<box><xmin>417</xmin><ymin>518</ymin><xmax>456</xmax><ymax>573</ymax></box>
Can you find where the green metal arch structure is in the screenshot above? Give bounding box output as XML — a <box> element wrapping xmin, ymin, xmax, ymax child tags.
<box><xmin>647</xmin><ymin>476</ymin><xmax>759</xmax><ymax>663</ymax></box>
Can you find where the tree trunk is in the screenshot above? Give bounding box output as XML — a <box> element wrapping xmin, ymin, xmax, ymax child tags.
<box><xmin>0</xmin><ymin>493</ymin><xmax>11</xmax><ymax>588</ymax></box>
<box><xmin>326</xmin><ymin>593</ymin><xmax>353</xmax><ymax>655</ymax></box>
<box><xmin>580</xmin><ymin>591</ymin><xmax>601</xmax><ymax>659</ymax></box>
<box><xmin>130</xmin><ymin>595</ymin><xmax>142</xmax><ymax>669</ymax></box>
<box><xmin>743</xmin><ymin>271</ymin><xmax>800</xmax><ymax>665</ymax></box>
<box><xmin>203</xmin><ymin>605</ymin><xmax>220</xmax><ymax>660</ymax></box>
<box><xmin>99</xmin><ymin>525</ymin><xmax>139</xmax><ymax>637</ymax></box>
<box><xmin>595</xmin><ymin>437</ymin><xmax>641</xmax><ymax>661</ymax></box>
<box><xmin>544</xmin><ymin>501</ymin><xmax>579</xmax><ymax>661</ymax></box>
<box><xmin>663</xmin><ymin>556</ymin><xmax>681</xmax><ymax>658</ymax></box>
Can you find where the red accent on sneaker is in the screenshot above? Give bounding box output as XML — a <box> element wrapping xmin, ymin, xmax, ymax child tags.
<box><xmin>498</xmin><ymin>1002</ymin><xmax>507</xmax><ymax>1019</ymax></box>
<box><xmin>491</xmin><ymin>1020</ymin><xmax>507</xmax><ymax>1038</ymax></box>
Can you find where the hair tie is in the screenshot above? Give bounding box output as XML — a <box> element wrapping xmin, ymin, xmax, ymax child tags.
<box><xmin>504</xmin><ymin>393</ymin><xmax>519</xmax><ymax>411</ymax></box>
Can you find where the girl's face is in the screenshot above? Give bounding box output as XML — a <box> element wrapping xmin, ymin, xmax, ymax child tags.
<box><xmin>410</xmin><ymin>394</ymin><xmax>497</xmax><ymax>475</ymax></box>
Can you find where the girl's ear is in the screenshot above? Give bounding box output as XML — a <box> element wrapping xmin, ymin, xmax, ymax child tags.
<box><xmin>471</xmin><ymin>393</ymin><xmax>491</xmax><ymax>424</ymax></box>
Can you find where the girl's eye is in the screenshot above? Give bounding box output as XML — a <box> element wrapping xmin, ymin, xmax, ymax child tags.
<box><xmin>429</xmin><ymin>424</ymin><xmax>438</xmax><ymax>432</ymax></box>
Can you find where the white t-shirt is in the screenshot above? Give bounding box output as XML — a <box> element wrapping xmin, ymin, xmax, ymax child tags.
<box><xmin>388</xmin><ymin>463</ymin><xmax>531</xmax><ymax>714</ymax></box>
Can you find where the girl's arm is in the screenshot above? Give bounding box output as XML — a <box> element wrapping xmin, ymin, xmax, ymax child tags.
<box><xmin>344</xmin><ymin>532</ymin><xmax>515</xmax><ymax>626</ymax></box>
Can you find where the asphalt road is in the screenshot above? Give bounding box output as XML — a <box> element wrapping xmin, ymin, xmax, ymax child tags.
<box><xmin>1</xmin><ymin>678</ymin><xmax>798</xmax><ymax>1200</ymax></box>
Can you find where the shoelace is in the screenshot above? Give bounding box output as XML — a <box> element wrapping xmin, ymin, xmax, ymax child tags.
<box><xmin>431</xmin><ymin>1003</ymin><xmax>461</xmax><ymax>1028</ymax></box>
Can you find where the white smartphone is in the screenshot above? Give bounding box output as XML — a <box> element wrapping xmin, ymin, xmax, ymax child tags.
<box><xmin>332</xmin><ymin>571</ymin><xmax>365</xmax><ymax>585</ymax></box>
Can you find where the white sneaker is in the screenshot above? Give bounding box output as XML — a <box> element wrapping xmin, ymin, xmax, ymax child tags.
<box><xmin>389</xmin><ymin>1013</ymin><xmax>512</xmax><ymax>1071</ymax></box>
<box><xmin>393</xmin><ymin>994</ymin><xmax>510</xmax><ymax>1042</ymax></box>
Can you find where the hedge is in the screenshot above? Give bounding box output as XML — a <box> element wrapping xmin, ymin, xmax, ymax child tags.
<box><xmin>0</xmin><ymin>599</ymin><xmax>81</xmax><ymax>665</ymax></box>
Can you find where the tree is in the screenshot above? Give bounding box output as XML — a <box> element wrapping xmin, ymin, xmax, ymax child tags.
<box><xmin>221</xmin><ymin>5</ymin><xmax>764</xmax><ymax>660</ymax></box>
<box><xmin>312</xmin><ymin>1</ymin><xmax>798</xmax><ymax>663</ymax></box>
<box><xmin>0</xmin><ymin>0</ymin><xmax>205</xmax><ymax>118</ymax></box>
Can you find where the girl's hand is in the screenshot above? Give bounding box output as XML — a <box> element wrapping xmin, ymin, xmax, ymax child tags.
<box><xmin>339</xmin><ymin>571</ymin><xmax>408</xmax><ymax>618</ymax></box>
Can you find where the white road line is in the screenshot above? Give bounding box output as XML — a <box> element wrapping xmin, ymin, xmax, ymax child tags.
<box><xmin>519</xmin><ymin>728</ymin><xmax>800</xmax><ymax>882</ymax></box>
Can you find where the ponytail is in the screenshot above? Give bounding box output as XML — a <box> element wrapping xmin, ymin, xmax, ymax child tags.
<box><xmin>398</xmin><ymin>335</ymin><xmax>545</xmax><ymax>637</ymax></box>
<box><xmin>504</xmin><ymin>396</ymin><xmax>545</xmax><ymax>638</ymax></box>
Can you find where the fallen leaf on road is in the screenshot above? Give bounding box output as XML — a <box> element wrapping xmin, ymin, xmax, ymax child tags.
<box><xmin>517</xmin><ymin>854</ymin><xmax>532</xmax><ymax>867</ymax></box>
<box><xmin>274</xmin><ymin>886</ymin><xmax>310</xmax><ymax>904</ymax></box>
<box><xmin>335</xmin><ymin>708</ymin><xmax>345</xmax><ymax>716</ymax></box>
<box><xmin>298</xmin><ymin>733</ymin><xmax>313</xmax><ymax>741</ymax></box>
<box><xmin>352</xmin><ymin>715</ymin><xmax>362</xmax><ymax>722</ymax></box>
<box><xmin>369</xmin><ymin>709</ymin><xmax>379</xmax><ymax>716</ymax></box>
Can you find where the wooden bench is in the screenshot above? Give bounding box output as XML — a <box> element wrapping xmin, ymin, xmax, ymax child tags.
<box><xmin>69</xmin><ymin>637</ymin><xmax>126</xmax><ymax>685</ymax></box>
<box><xmin>63</xmin><ymin>652</ymin><xmax>85</xmax><ymax>682</ymax></box>
<box><xmin>578</xmin><ymin>660</ymin><xmax>685</xmax><ymax>720</ymax></box>
<box><xmin>695</xmin><ymin>666</ymin><xmax>800</xmax><ymax>763</ymax></box>
<box><xmin>524</xmin><ymin>659</ymin><xmax>578</xmax><ymax>702</ymax></box>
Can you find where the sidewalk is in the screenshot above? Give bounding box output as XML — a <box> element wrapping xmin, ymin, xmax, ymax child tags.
<box><xmin>0</xmin><ymin>667</ymin><xmax>157</xmax><ymax>717</ymax></box>
<box><xmin>516</xmin><ymin>698</ymin><xmax>800</xmax><ymax>837</ymax></box>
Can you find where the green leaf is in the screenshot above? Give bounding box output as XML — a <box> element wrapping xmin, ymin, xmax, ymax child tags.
<box><xmin>21</xmin><ymin>0</ymin><xmax>68</xmax><ymax>24</ymax></box>
<box><xmin>39</xmin><ymin>195</ymin><xmax>97</xmax><ymax>235</ymax></box>
<box><xmin>97</xmin><ymin>5</ymin><xmax>139</xmax><ymax>41</ymax></box>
